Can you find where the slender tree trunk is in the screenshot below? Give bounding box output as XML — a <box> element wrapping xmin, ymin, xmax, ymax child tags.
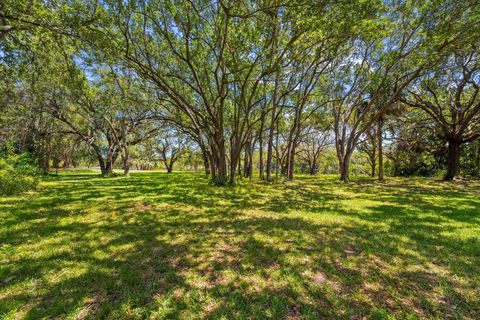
<box><xmin>238</xmin><ymin>153</ymin><xmax>242</xmax><ymax>176</ymax></box>
<box><xmin>229</xmin><ymin>145</ymin><xmax>242</xmax><ymax>185</ymax></box>
<box><xmin>98</xmin><ymin>155</ymin><xmax>107</xmax><ymax>176</ymax></box>
<box><xmin>259</xmin><ymin>115</ymin><xmax>265</xmax><ymax>180</ymax></box>
<box><xmin>287</xmin><ymin>139</ymin><xmax>297</xmax><ymax>181</ymax></box>
<box><xmin>444</xmin><ymin>139</ymin><xmax>461</xmax><ymax>181</ymax></box>
<box><xmin>378</xmin><ymin>120</ymin><xmax>384</xmax><ymax>181</ymax></box>
<box><xmin>122</xmin><ymin>145</ymin><xmax>130</xmax><ymax>177</ymax></box>
<box><xmin>266</xmin><ymin>112</ymin><xmax>275</xmax><ymax>181</ymax></box>
<box><xmin>475</xmin><ymin>142</ymin><xmax>480</xmax><ymax>177</ymax></box>
<box><xmin>203</xmin><ymin>150</ymin><xmax>211</xmax><ymax>177</ymax></box>
<box><xmin>246</xmin><ymin>140</ymin><xmax>254</xmax><ymax>180</ymax></box>
<box><xmin>217</xmin><ymin>140</ymin><xmax>227</xmax><ymax>185</ymax></box>
<box><xmin>339</xmin><ymin>151</ymin><xmax>352</xmax><ymax>182</ymax></box>
<box><xmin>371</xmin><ymin>158</ymin><xmax>376</xmax><ymax>178</ymax></box>
<box><xmin>230</xmin><ymin>158</ymin><xmax>237</xmax><ymax>185</ymax></box>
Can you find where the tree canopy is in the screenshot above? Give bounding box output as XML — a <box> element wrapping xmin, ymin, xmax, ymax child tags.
<box><xmin>1</xmin><ymin>0</ymin><xmax>479</xmax><ymax>182</ymax></box>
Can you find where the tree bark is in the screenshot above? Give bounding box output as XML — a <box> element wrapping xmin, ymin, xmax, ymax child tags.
<box><xmin>217</xmin><ymin>137</ymin><xmax>227</xmax><ymax>185</ymax></box>
<box><xmin>122</xmin><ymin>145</ymin><xmax>130</xmax><ymax>177</ymax></box>
<box><xmin>98</xmin><ymin>155</ymin><xmax>107</xmax><ymax>176</ymax></box>
<box><xmin>259</xmin><ymin>115</ymin><xmax>265</xmax><ymax>180</ymax></box>
<box><xmin>266</xmin><ymin>111</ymin><xmax>275</xmax><ymax>182</ymax></box>
<box><xmin>378</xmin><ymin>120</ymin><xmax>384</xmax><ymax>181</ymax></box>
<box><xmin>370</xmin><ymin>159</ymin><xmax>376</xmax><ymax>178</ymax></box>
<box><xmin>339</xmin><ymin>152</ymin><xmax>352</xmax><ymax>182</ymax></box>
<box><xmin>444</xmin><ymin>139</ymin><xmax>461</xmax><ymax>180</ymax></box>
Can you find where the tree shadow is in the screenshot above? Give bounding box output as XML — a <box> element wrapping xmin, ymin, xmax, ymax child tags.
<box><xmin>0</xmin><ymin>172</ymin><xmax>479</xmax><ymax>319</ymax></box>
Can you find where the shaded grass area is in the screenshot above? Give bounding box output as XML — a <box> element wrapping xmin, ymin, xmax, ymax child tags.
<box><xmin>1</xmin><ymin>171</ymin><xmax>479</xmax><ymax>319</ymax></box>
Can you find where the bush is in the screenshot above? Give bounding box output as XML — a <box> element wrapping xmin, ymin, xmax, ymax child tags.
<box><xmin>0</xmin><ymin>153</ymin><xmax>40</xmax><ymax>195</ymax></box>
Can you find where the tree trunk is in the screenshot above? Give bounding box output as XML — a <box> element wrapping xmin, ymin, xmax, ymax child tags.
<box><xmin>229</xmin><ymin>145</ymin><xmax>242</xmax><ymax>185</ymax></box>
<box><xmin>309</xmin><ymin>160</ymin><xmax>316</xmax><ymax>175</ymax></box>
<box><xmin>378</xmin><ymin>120</ymin><xmax>384</xmax><ymax>181</ymax></box>
<box><xmin>339</xmin><ymin>152</ymin><xmax>352</xmax><ymax>182</ymax></box>
<box><xmin>371</xmin><ymin>159</ymin><xmax>376</xmax><ymax>178</ymax></box>
<box><xmin>122</xmin><ymin>146</ymin><xmax>130</xmax><ymax>177</ymax></box>
<box><xmin>266</xmin><ymin>114</ymin><xmax>275</xmax><ymax>181</ymax></box>
<box><xmin>287</xmin><ymin>143</ymin><xmax>296</xmax><ymax>181</ymax></box>
<box><xmin>259</xmin><ymin>116</ymin><xmax>265</xmax><ymax>180</ymax></box>
<box><xmin>217</xmin><ymin>139</ymin><xmax>227</xmax><ymax>185</ymax></box>
<box><xmin>106</xmin><ymin>158</ymin><xmax>113</xmax><ymax>174</ymax></box>
<box><xmin>475</xmin><ymin>142</ymin><xmax>480</xmax><ymax>177</ymax></box>
<box><xmin>444</xmin><ymin>139</ymin><xmax>461</xmax><ymax>181</ymax></box>
<box><xmin>203</xmin><ymin>150</ymin><xmax>211</xmax><ymax>177</ymax></box>
<box><xmin>98</xmin><ymin>155</ymin><xmax>107</xmax><ymax>176</ymax></box>
<box><xmin>63</xmin><ymin>155</ymin><xmax>71</xmax><ymax>168</ymax></box>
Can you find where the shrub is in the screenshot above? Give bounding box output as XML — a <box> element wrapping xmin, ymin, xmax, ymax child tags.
<box><xmin>0</xmin><ymin>153</ymin><xmax>40</xmax><ymax>195</ymax></box>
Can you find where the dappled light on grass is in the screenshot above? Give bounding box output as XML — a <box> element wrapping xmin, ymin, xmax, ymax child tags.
<box><xmin>1</xmin><ymin>171</ymin><xmax>479</xmax><ymax>319</ymax></box>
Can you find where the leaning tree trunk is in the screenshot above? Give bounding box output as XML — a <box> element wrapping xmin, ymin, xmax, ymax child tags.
<box><xmin>98</xmin><ymin>155</ymin><xmax>107</xmax><ymax>176</ymax></box>
<box><xmin>444</xmin><ymin>139</ymin><xmax>461</xmax><ymax>181</ymax></box>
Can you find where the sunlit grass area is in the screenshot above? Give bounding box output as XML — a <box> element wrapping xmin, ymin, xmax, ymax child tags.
<box><xmin>1</xmin><ymin>171</ymin><xmax>479</xmax><ymax>319</ymax></box>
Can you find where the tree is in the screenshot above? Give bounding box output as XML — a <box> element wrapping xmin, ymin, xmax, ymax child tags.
<box><xmin>402</xmin><ymin>49</ymin><xmax>480</xmax><ymax>180</ymax></box>
<box><xmin>155</xmin><ymin>129</ymin><xmax>188</xmax><ymax>173</ymax></box>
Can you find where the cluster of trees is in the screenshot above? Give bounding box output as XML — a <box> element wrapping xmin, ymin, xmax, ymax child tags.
<box><xmin>1</xmin><ymin>0</ymin><xmax>479</xmax><ymax>184</ymax></box>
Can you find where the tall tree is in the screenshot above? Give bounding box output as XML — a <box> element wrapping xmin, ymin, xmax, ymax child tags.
<box><xmin>403</xmin><ymin>49</ymin><xmax>480</xmax><ymax>180</ymax></box>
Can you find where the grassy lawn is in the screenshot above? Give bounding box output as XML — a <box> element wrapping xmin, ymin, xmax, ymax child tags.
<box><xmin>1</xmin><ymin>171</ymin><xmax>479</xmax><ymax>319</ymax></box>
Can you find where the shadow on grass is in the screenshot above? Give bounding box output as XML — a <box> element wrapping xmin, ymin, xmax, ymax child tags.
<box><xmin>0</xmin><ymin>171</ymin><xmax>479</xmax><ymax>319</ymax></box>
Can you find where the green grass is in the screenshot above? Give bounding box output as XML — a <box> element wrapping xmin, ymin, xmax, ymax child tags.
<box><xmin>1</xmin><ymin>171</ymin><xmax>479</xmax><ymax>319</ymax></box>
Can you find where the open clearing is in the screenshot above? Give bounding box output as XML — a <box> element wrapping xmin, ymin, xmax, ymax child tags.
<box><xmin>1</xmin><ymin>171</ymin><xmax>479</xmax><ymax>319</ymax></box>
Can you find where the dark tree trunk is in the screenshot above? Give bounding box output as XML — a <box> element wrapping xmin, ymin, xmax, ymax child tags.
<box><xmin>475</xmin><ymin>143</ymin><xmax>480</xmax><ymax>177</ymax></box>
<box><xmin>106</xmin><ymin>159</ymin><xmax>113</xmax><ymax>174</ymax></box>
<box><xmin>63</xmin><ymin>155</ymin><xmax>72</xmax><ymax>168</ymax></box>
<box><xmin>444</xmin><ymin>139</ymin><xmax>461</xmax><ymax>181</ymax></box>
<box><xmin>98</xmin><ymin>156</ymin><xmax>107</xmax><ymax>176</ymax></box>
<box><xmin>259</xmin><ymin>117</ymin><xmax>265</xmax><ymax>180</ymax></box>
<box><xmin>230</xmin><ymin>158</ymin><xmax>237</xmax><ymax>185</ymax></box>
<box><xmin>229</xmin><ymin>146</ymin><xmax>242</xmax><ymax>185</ymax></box>
<box><xmin>287</xmin><ymin>143</ymin><xmax>296</xmax><ymax>181</ymax></box>
<box><xmin>217</xmin><ymin>139</ymin><xmax>227</xmax><ymax>185</ymax></box>
<box><xmin>378</xmin><ymin>120</ymin><xmax>384</xmax><ymax>181</ymax></box>
<box><xmin>203</xmin><ymin>150</ymin><xmax>211</xmax><ymax>178</ymax></box>
<box><xmin>309</xmin><ymin>160</ymin><xmax>317</xmax><ymax>175</ymax></box>
<box><xmin>122</xmin><ymin>146</ymin><xmax>130</xmax><ymax>177</ymax></box>
<box><xmin>53</xmin><ymin>158</ymin><xmax>60</xmax><ymax>169</ymax></box>
<box><xmin>339</xmin><ymin>152</ymin><xmax>352</xmax><ymax>182</ymax></box>
<box><xmin>266</xmin><ymin>116</ymin><xmax>275</xmax><ymax>181</ymax></box>
<box><xmin>238</xmin><ymin>153</ymin><xmax>242</xmax><ymax>177</ymax></box>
